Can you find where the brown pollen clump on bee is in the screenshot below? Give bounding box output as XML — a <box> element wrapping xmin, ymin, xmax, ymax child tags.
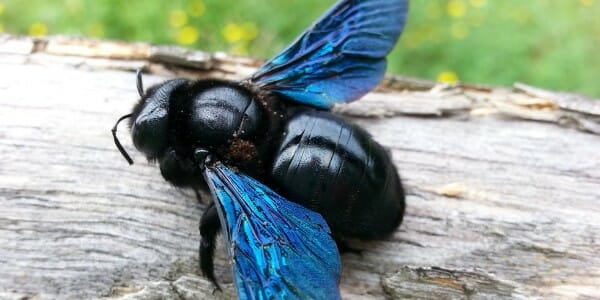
<box><xmin>224</xmin><ymin>139</ymin><xmax>258</xmax><ymax>165</ymax></box>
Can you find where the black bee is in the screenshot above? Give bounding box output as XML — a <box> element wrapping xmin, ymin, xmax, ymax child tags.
<box><xmin>112</xmin><ymin>0</ymin><xmax>408</xmax><ymax>298</ymax></box>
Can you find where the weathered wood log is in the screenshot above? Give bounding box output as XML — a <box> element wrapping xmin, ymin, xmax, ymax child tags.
<box><xmin>1</xmin><ymin>35</ymin><xmax>599</xmax><ymax>299</ymax></box>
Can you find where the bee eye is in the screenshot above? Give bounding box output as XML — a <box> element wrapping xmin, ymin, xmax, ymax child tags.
<box><xmin>131</xmin><ymin>79</ymin><xmax>186</xmax><ymax>158</ymax></box>
<box><xmin>131</xmin><ymin>102</ymin><xmax>169</xmax><ymax>158</ymax></box>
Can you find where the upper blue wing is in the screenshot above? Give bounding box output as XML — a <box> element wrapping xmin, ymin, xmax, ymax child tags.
<box><xmin>203</xmin><ymin>162</ymin><xmax>342</xmax><ymax>300</ymax></box>
<box><xmin>250</xmin><ymin>0</ymin><xmax>409</xmax><ymax>109</ymax></box>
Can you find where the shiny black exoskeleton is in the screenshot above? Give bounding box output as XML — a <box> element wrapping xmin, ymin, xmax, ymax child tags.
<box><xmin>271</xmin><ymin>110</ymin><xmax>404</xmax><ymax>239</ymax></box>
<box><xmin>129</xmin><ymin>78</ymin><xmax>269</xmax><ymax>188</ymax></box>
<box><xmin>117</xmin><ymin>71</ymin><xmax>405</xmax><ymax>285</ymax></box>
<box><xmin>129</xmin><ymin>74</ymin><xmax>404</xmax><ymax>234</ymax></box>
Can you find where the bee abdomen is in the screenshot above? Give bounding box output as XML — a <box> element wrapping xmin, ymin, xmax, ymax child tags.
<box><xmin>270</xmin><ymin>110</ymin><xmax>405</xmax><ymax>238</ymax></box>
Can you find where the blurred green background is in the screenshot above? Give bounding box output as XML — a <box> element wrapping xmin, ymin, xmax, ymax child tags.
<box><xmin>1</xmin><ymin>0</ymin><xmax>598</xmax><ymax>97</ymax></box>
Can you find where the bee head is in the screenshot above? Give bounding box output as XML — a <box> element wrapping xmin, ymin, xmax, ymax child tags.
<box><xmin>113</xmin><ymin>71</ymin><xmax>264</xmax><ymax>187</ymax></box>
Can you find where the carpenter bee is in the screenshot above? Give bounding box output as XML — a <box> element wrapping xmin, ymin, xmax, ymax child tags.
<box><xmin>112</xmin><ymin>0</ymin><xmax>408</xmax><ymax>298</ymax></box>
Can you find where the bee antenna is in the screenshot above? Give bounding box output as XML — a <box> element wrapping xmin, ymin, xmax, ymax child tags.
<box><xmin>111</xmin><ymin>114</ymin><xmax>134</xmax><ymax>165</ymax></box>
<box><xmin>136</xmin><ymin>68</ymin><xmax>145</xmax><ymax>98</ymax></box>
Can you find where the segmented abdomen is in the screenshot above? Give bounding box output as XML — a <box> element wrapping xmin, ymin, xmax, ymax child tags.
<box><xmin>270</xmin><ymin>110</ymin><xmax>405</xmax><ymax>238</ymax></box>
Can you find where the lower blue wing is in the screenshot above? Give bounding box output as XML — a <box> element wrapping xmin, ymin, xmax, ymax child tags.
<box><xmin>203</xmin><ymin>162</ymin><xmax>341</xmax><ymax>300</ymax></box>
<box><xmin>251</xmin><ymin>0</ymin><xmax>409</xmax><ymax>109</ymax></box>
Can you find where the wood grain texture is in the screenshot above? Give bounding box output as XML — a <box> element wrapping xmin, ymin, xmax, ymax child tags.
<box><xmin>1</xmin><ymin>35</ymin><xmax>599</xmax><ymax>300</ymax></box>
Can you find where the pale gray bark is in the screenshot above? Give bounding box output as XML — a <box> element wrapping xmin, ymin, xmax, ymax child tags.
<box><xmin>1</xmin><ymin>35</ymin><xmax>599</xmax><ymax>300</ymax></box>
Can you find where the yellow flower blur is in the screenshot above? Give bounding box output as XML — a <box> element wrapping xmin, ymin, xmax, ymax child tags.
<box><xmin>222</xmin><ymin>22</ymin><xmax>258</xmax><ymax>43</ymax></box>
<box><xmin>580</xmin><ymin>0</ymin><xmax>595</xmax><ymax>6</ymax></box>
<box><xmin>447</xmin><ymin>0</ymin><xmax>467</xmax><ymax>18</ymax></box>
<box><xmin>170</xmin><ymin>10</ymin><xmax>188</xmax><ymax>28</ymax></box>
<box><xmin>437</xmin><ymin>71</ymin><xmax>459</xmax><ymax>84</ymax></box>
<box><xmin>176</xmin><ymin>26</ymin><xmax>200</xmax><ymax>45</ymax></box>
<box><xmin>29</xmin><ymin>22</ymin><xmax>48</xmax><ymax>36</ymax></box>
<box><xmin>0</xmin><ymin>3</ymin><xmax>4</xmax><ymax>15</ymax></box>
<box><xmin>223</xmin><ymin>23</ymin><xmax>243</xmax><ymax>43</ymax></box>
<box><xmin>188</xmin><ymin>0</ymin><xmax>206</xmax><ymax>17</ymax></box>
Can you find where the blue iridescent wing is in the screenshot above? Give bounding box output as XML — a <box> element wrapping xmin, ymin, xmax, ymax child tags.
<box><xmin>203</xmin><ymin>162</ymin><xmax>342</xmax><ymax>300</ymax></box>
<box><xmin>250</xmin><ymin>0</ymin><xmax>409</xmax><ymax>109</ymax></box>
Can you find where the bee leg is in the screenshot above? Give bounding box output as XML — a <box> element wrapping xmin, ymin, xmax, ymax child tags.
<box><xmin>334</xmin><ymin>237</ymin><xmax>363</xmax><ymax>255</ymax></box>
<box><xmin>199</xmin><ymin>202</ymin><xmax>221</xmax><ymax>291</ymax></box>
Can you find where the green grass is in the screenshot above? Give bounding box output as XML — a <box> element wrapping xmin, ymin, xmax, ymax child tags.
<box><xmin>1</xmin><ymin>0</ymin><xmax>599</xmax><ymax>97</ymax></box>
